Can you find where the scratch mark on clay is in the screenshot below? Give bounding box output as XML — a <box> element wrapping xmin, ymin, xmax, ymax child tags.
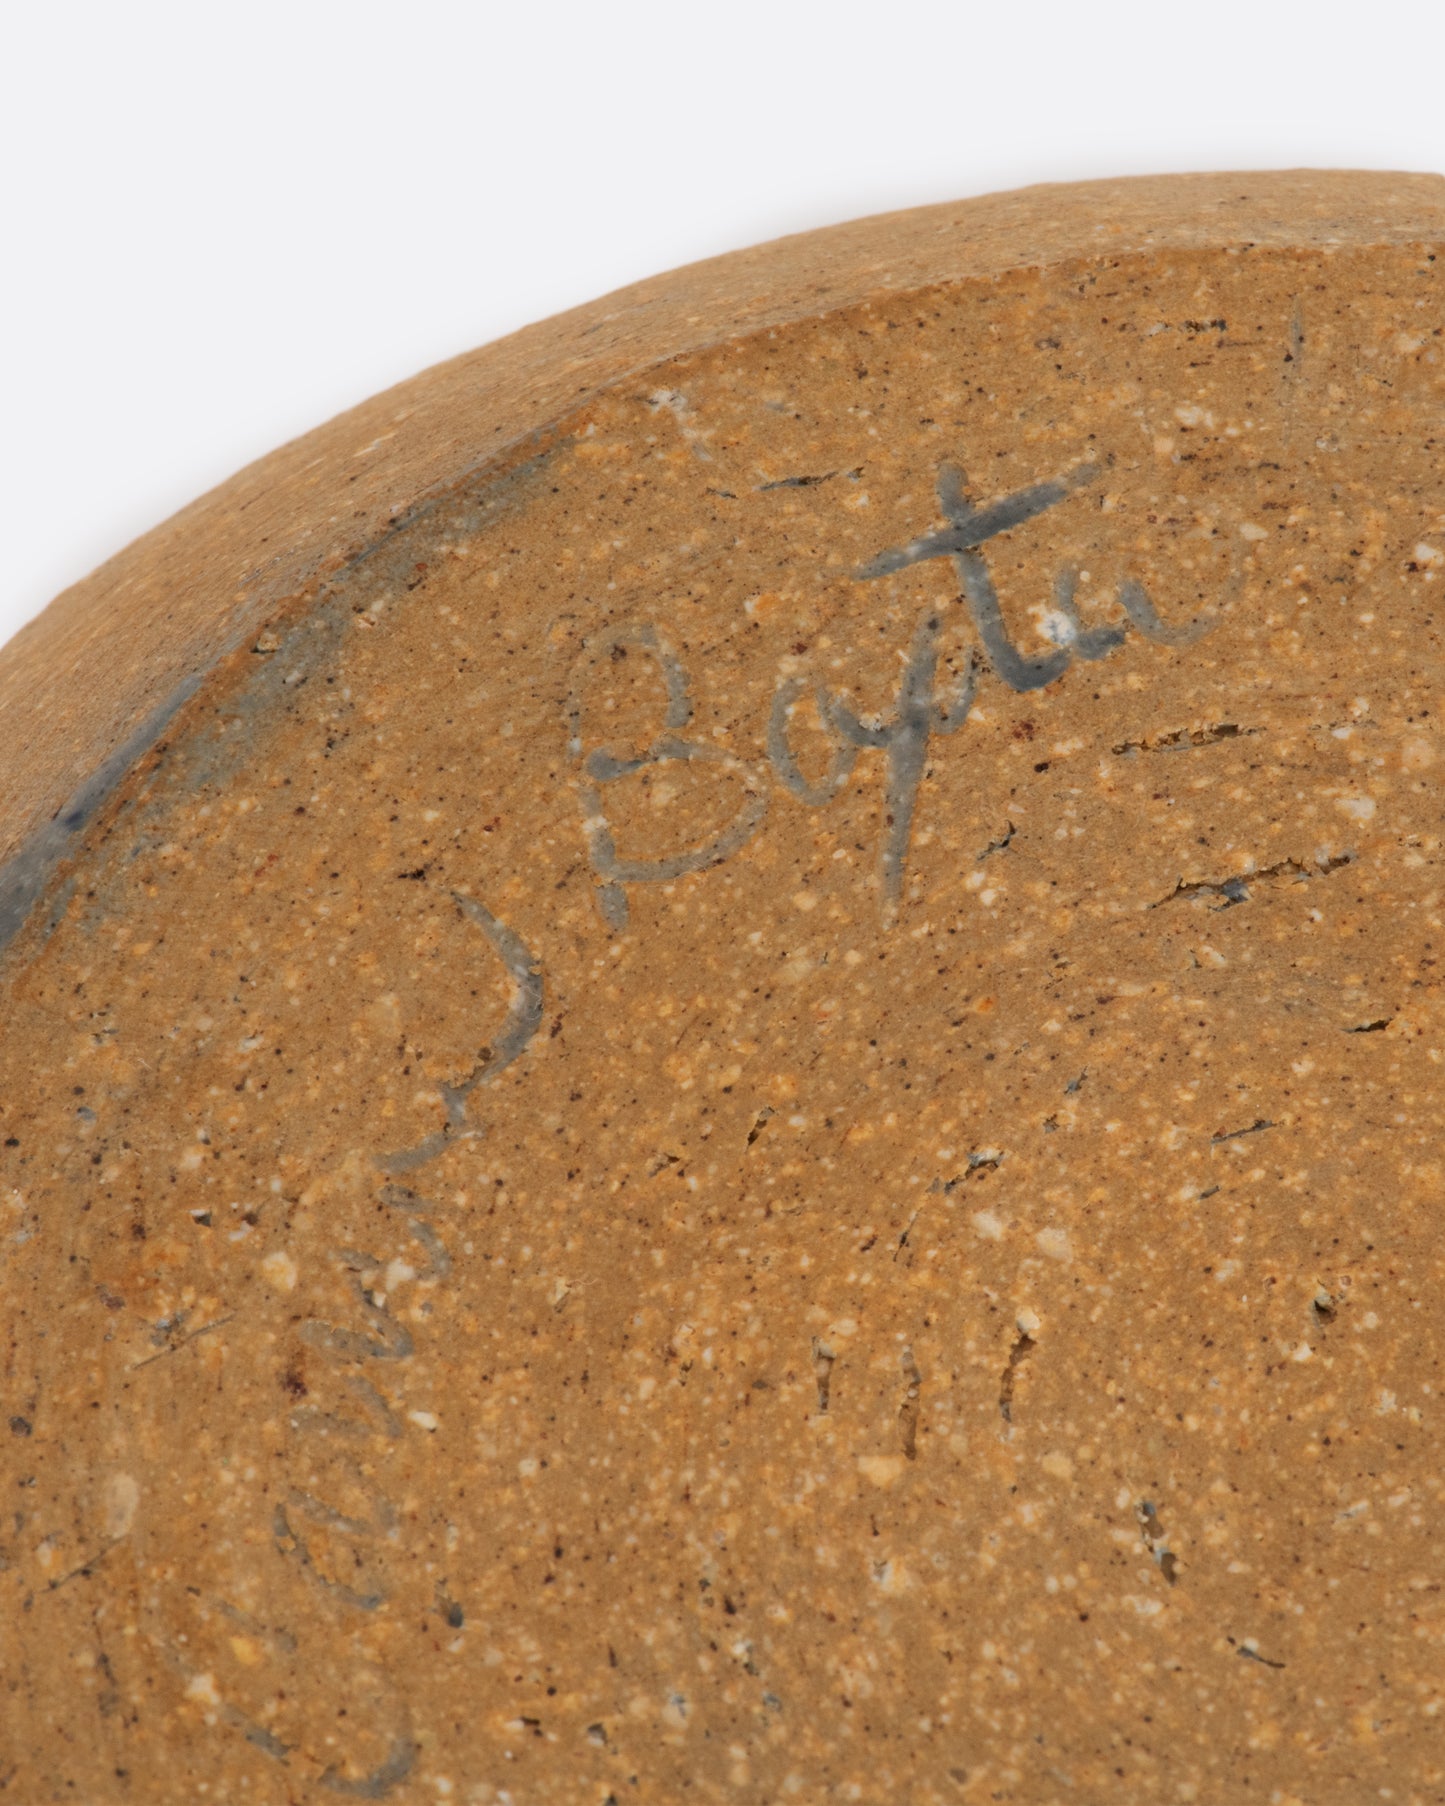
<box><xmin>933</xmin><ymin>1149</ymin><xmax>1004</xmax><ymax>1194</ymax></box>
<box><xmin>758</xmin><ymin>469</ymin><xmax>858</xmax><ymax>491</ymax></box>
<box><xmin>129</xmin><ymin>1313</ymin><xmax>235</xmax><ymax>1371</ymax></box>
<box><xmin>1168</xmin><ymin>874</ymin><xmax>1251</xmax><ymax>909</ymax></box>
<box><xmin>977</xmin><ymin>820</ymin><xmax>1015</xmax><ymax>859</ymax></box>
<box><xmin>46</xmin><ymin>1536</ymin><xmax>125</xmax><ymax>1591</ymax></box>
<box><xmin>1211</xmin><ymin>1119</ymin><xmax>1276</xmax><ymax>1147</ymax></box>
<box><xmin>1112</xmin><ymin>722</ymin><xmax>1261</xmax><ymax>756</ymax></box>
<box><xmin>898</xmin><ymin>1347</ymin><xmax>922</xmax><ymax>1460</ymax></box>
<box><xmin>1152</xmin><ymin>850</ymin><xmax>1352</xmax><ymax>912</ymax></box>
<box><xmin>1281</xmin><ymin>295</ymin><xmax>1306</xmax><ymax>449</ymax></box>
<box><xmin>998</xmin><ymin>1326</ymin><xmax>1035</xmax><ymax>1428</ymax></box>
<box><xmin>1136</xmin><ymin>1499</ymin><xmax>1180</xmax><ymax>1584</ymax></box>
<box><xmin>812</xmin><ymin>1339</ymin><xmax>835</xmax><ymax>1415</ymax></box>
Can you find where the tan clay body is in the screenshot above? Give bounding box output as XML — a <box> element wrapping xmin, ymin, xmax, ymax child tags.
<box><xmin>4</xmin><ymin>172</ymin><xmax>1445</xmax><ymax>1801</ymax></box>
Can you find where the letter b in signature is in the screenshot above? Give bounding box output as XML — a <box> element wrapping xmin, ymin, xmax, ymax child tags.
<box><xmin>567</xmin><ymin>623</ymin><xmax>769</xmax><ymax>929</ymax></box>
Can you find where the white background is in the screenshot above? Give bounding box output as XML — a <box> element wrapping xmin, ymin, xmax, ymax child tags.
<box><xmin>3</xmin><ymin>0</ymin><xmax>1442</xmax><ymax>654</ymax></box>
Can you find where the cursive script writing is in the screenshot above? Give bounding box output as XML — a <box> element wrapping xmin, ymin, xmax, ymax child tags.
<box><xmin>566</xmin><ymin>622</ymin><xmax>771</xmax><ymax>929</ymax></box>
<box><xmin>569</xmin><ymin>456</ymin><xmax>1210</xmax><ymax>927</ymax></box>
<box><xmin>857</xmin><ymin>459</ymin><xmax>1209</xmax><ymax>690</ymax></box>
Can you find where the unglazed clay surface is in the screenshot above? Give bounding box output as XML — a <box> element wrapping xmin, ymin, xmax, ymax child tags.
<box><xmin>5</xmin><ymin>173</ymin><xmax>1445</xmax><ymax>1802</ymax></box>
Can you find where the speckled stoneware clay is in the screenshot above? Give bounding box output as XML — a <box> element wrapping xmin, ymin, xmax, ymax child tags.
<box><xmin>6</xmin><ymin>171</ymin><xmax>1445</xmax><ymax>1802</ymax></box>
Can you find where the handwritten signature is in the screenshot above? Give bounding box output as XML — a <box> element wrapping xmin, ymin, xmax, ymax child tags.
<box><xmin>571</xmin><ymin>457</ymin><xmax>1209</xmax><ymax>928</ymax></box>
<box><xmin>198</xmin><ymin>453</ymin><xmax>1214</xmax><ymax>1791</ymax></box>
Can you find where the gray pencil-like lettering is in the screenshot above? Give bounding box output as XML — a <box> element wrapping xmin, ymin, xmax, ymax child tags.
<box><xmin>377</xmin><ymin>892</ymin><xmax>543</xmax><ymax>1176</ymax></box>
<box><xmin>568</xmin><ymin>622</ymin><xmax>768</xmax><ymax>927</ymax></box>
<box><xmin>778</xmin><ymin>613</ymin><xmax>978</xmax><ymax>923</ymax></box>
